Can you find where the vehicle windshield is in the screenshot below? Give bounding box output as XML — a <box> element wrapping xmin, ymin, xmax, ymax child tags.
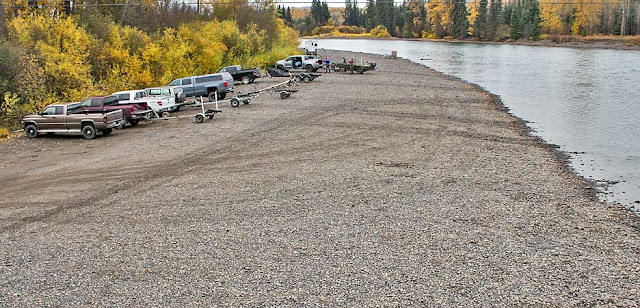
<box><xmin>81</xmin><ymin>99</ymin><xmax>91</xmax><ymax>108</ymax></box>
<box><xmin>168</xmin><ymin>80</ymin><xmax>180</xmax><ymax>86</ymax></box>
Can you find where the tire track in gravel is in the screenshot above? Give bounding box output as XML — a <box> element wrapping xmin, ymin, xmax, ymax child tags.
<box><xmin>0</xmin><ymin>100</ymin><xmax>335</xmax><ymax>233</ymax></box>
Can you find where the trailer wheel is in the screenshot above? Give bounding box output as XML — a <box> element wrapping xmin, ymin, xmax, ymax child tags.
<box><xmin>81</xmin><ymin>125</ymin><xmax>96</xmax><ymax>139</ymax></box>
<box><xmin>195</xmin><ymin>114</ymin><xmax>204</xmax><ymax>123</ymax></box>
<box><xmin>129</xmin><ymin>119</ymin><xmax>139</xmax><ymax>126</ymax></box>
<box><xmin>101</xmin><ymin>128</ymin><xmax>113</xmax><ymax>136</ymax></box>
<box><xmin>230</xmin><ymin>98</ymin><xmax>240</xmax><ymax>107</ymax></box>
<box><xmin>294</xmin><ymin>75</ymin><xmax>302</xmax><ymax>83</ymax></box>
<box><xmin>162</xmin><ymin>112</ymin><xmax>170</xmax><ymax>119</ymax></box>
<box><xmin>242</xmin><ymin>76</ymin><xmax>251</xmax><ymax>84</ymax></box>
<box><xmin>303</xmin><ymin>75</ymin><xmax>311</xmax><ymax>83</ymax></box>
<box><xmin>25</xmin><ymin>124</ymin><xmax>38</xmax><ymax>138</ymax></box>
<box><xmin>280</xmin><ymin>91</ymin><xmax>288</xmax><ymax>99</ymax></box>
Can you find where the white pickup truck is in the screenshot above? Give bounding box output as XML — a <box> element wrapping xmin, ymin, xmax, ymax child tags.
<box><xmin>145</xmin><ymin>86</ymin><xmax>185</xmax><ymax>111</ymax></box>
<box><xmin>112</xmin><ymin>90</ymin><xmax>175</xmax><ymax>117</ymax></box>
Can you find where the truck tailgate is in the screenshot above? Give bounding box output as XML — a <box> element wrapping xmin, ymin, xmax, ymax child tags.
<box><xmin>107</xmin><ymin>110</ymin><xmax>124</xmax><ymax>123</ymax></box>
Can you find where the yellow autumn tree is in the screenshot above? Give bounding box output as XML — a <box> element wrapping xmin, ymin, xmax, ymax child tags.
<box><xmin>540</xmin><ymin>0</ymin><xmax>564</xmax><ymax>35</ymax></box>
<box><xmin>428</xmin><ymin>1</ymin><xmax>452</xmax><ymax>38</ymax></box>
<box><xmin>9</xmin><ymin>14</ymin><xmax>95</xmax><ymax>102</ymax></box>
<box><xmin>572</xmin><ymin>0</ymin><xmax>603</xmax><ymax>35</ymax></box>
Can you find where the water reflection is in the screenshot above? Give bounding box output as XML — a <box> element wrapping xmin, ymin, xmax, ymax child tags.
<box><xmin>316</xmin><ymin>39</ymin><xmax>640</xmax><ymax>210</ymax></box>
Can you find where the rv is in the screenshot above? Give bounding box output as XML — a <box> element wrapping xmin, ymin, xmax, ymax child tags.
<box><xmin>304</xmin><ymin>40</ymin><xmax>318</xmax><ymax>55</ymax></box>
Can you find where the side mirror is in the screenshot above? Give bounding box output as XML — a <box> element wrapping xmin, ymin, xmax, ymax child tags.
<box><xmin>37</xmin><ymin>111</ymin><xmax>43</xmax><ymax>116</ymax></box>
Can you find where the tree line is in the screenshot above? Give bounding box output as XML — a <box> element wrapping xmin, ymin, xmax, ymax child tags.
<box><xmin>292</xmin><ymin>0</ymin><xmax>640</xmax><ymax>39</ymax></box>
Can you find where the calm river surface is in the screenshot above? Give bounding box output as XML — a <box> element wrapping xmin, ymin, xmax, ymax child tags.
<box><xmin>315</xmin><ymin>39</ymin><xmax>640</xmax><ymax>210</ymax></box>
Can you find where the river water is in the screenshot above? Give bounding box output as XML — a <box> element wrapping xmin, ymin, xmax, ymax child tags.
<box><xmin>313</xmin><ymin>39</ymin><xmax>640</xmax><ymax>210</ymax></box>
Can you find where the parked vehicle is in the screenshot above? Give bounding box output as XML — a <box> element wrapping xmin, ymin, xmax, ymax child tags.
<box><xmin>168</xmin><ymin>72</ymin><xmax>234</xmax><ymax>101</ymax></box>
<box><xmin>218</xmin><ymin>65</ymin><xmax>261</xmax><ymax>84</ymax></box>
<box><xmin>21</xmin><ymin>103</ymin><xmax>123</xmax><ymax>139</ymax></box>
<box><xmin>112</xmin><ymin>90</ymin><xmax>174</xmax><ymax>116</ymax></box>
<box><xmin>145</xmin><ymin>86</ymin><xmax>185</xmax><ymax>111</ymax></box>
<box><xmin>275</xmin><ymin>55</ymin><xmax>323</xmax><ymax>72</ymax></box>
<box><xmin>303</xmin><ymin>40</ymin><xmax>318</xmax><ymax>55</ymax></box>
<box><xmin>80</xmin><ymin>95</ymin><xmax>153</xmax><ymax>127</ymax></box>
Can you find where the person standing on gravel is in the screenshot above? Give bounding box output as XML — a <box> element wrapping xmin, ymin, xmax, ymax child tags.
<box><xmin>323</xmin><ymin>57</ymin><xmax>331</xmax><ymax>73</ymax></box>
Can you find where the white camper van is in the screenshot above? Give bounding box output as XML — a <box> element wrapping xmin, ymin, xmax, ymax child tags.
<box><xmin>304</xmin><ymin>40</ymin><xmax>318</xmax><ymax>55</ymax></box>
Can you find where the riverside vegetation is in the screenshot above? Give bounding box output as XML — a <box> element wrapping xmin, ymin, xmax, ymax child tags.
<box><xmin>0</xmin><ymin>1</ymin><xmax>299</xmax><ymax>135</ymax></box>
<box><xmin>292</xmin><ymin>0</ymin><xmax>640</xmax><ymax>43</ymax></box>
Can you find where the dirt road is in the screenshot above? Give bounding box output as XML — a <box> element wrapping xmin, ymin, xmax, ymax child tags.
<box><xmin>1</xmin><ymin>51</ymin><xmax>638</xmax><ymax>306</ymax></box>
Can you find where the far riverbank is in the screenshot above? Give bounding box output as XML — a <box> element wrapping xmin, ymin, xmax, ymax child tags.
<box><xmin>305</xmin><ymin>35</ymin><xmax>640</xmax><ymax>51</ymax></box>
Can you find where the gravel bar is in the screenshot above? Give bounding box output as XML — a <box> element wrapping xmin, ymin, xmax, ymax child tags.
<box><xmin>1</xmin><ymin>50</ymin><xmax>638</xmax><ymax>306</ymax></box>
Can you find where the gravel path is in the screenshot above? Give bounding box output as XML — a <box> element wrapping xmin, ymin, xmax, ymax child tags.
<box><xmin>1</xmin><ymin>50</ymin><xmax>638</xmax><ymax>306</ymax></box>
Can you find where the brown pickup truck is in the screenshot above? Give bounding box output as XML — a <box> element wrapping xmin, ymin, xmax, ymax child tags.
<box><xmin>80</xmin><ymin>95</ymin><xmax>153</xmax><ymax>127</ymax></box>
<box><xmin>21</xmin><ymin>103</ymin><xmax>124</xmax><ymax>139</ymax></box>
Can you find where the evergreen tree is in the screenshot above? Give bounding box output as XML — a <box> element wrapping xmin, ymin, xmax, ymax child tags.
<box><xmin>509</xmin><ymin>3</ymin><xmax>523</xmax><ymax>39</ymax></box>
<box><xmin>451</xmin><ymin>0</ymin><xmax>469</xmax><ymax>38</ymax></box>
<box><xmin>526</xmin><ymin>0</ymin><xmax>541</xmax><ymax>39</ymax></box>
<box><xmin>285</xmin><ymin>7</ymin><xmax>294</xmax><ymax>26</ymax></box>
<box><xmin>474</xmin><ymin>0</ymin><xmax>489</xmax><ymax>39</ymax></box>
<box><xmin>311</xmin><ymin>0</ymin><xmax>322</xmax><ymax>25</ymax></box>
<box><xmin>365</xmin><ymin>0</ymin><xmax>376</xmax><ymax>30</ymax></box>
<box><xmin>488</xmin><ymin>0</ymin><xmax>503</xmax><ymax>39</ymax></box>
<box><xmin>344</xmin><ymin>0</ymin><xmax>362</xmax><ymax>26</ymax></box>
<box><xmin>352</xmin><ymin>1</ymin><xmax>362</xmax><ymax>26</ymax></box>
<box><xmin>321</xmin><ymin>2</ymin><xmax>331</xmax><ymax>24</ymax></box>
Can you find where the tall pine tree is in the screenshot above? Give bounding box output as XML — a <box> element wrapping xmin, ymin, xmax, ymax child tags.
<box><xmin>451</xmin><ymin>0</ymin><xmax>469</xmax><ymax>38</ymax></box>
<box><xmin>474</xmin><ymin>0</ymin><xmax>489</xmax><ymax>39</ymax></box>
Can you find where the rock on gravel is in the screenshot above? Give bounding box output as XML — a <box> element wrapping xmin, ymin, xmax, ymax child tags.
<box><xmin>0</xmin><ymin>50</ymin><xmax>639</xmax><ymax>306</ymax></box>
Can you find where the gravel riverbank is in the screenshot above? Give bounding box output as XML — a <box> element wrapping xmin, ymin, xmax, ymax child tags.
<box><xmin>1</xmin><ymin>50</ymin><xmax>638</xmax><ymax>306</ymax></box>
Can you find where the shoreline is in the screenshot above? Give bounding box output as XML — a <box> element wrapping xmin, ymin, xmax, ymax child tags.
<box><xmin>398</xmin><ymin>49</ymin><xmax>638</xmax><ymax>218</ymax></box>
<box><xmin>306</xmin><ymin>35</ymin><xmax>640</xmax><ymax>51</ymax></box>
<box><xmin>320</xmin><ymin>46</ymin><xmax>640</xmax><ymax>213</ymax></box>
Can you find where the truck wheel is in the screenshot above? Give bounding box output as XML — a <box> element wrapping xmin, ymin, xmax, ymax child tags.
<box><xmin>101</xmin><ymin>129</ymin><xmax>112</xmax><ymax>135</ymax></box>
<box><xmin>129</xmin><ymin>119</ymin><xmax>140</xmax><ymax>126</ymax></box>
<box><xmin>242</xmin><ymin>76</ymin><xmax>251</xmax><ymax>84</ymax></box>
<box><xmin>82</xmin><ymin>125</ymin><xmax>96</xmax><ymax>139</ymax></box>
<box><xmin>208</xmin><ymin>91</ymin><xmax>217</xmax><ymax>102</ymax></box>
<box><xmin>277</xmin><ymin>65</ymin><xmax>285</xmax><ymax>71</ymax></box>
<box><xmin>195</xmin><ymin>114</ymin><xmax>204</xmax><ymax>123</ymax></box>
<box><xmin>305</xmin><ymin>64</ymin><xmax>313</xmax><ymax>72</ymax></box>
<box><xmin>25</xmin><ymin>125</ymin><xmax>38</xmax><ymax>138</ymax></box>
<box><xmin>230</xmin><ymin>98</ymin><xmax>240</xmax><ymax>108</ymax></box>
<box><xmin>303</xmin><ymin>75</ymin><xmax>311</xmax><ymax>83</ymax></box>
